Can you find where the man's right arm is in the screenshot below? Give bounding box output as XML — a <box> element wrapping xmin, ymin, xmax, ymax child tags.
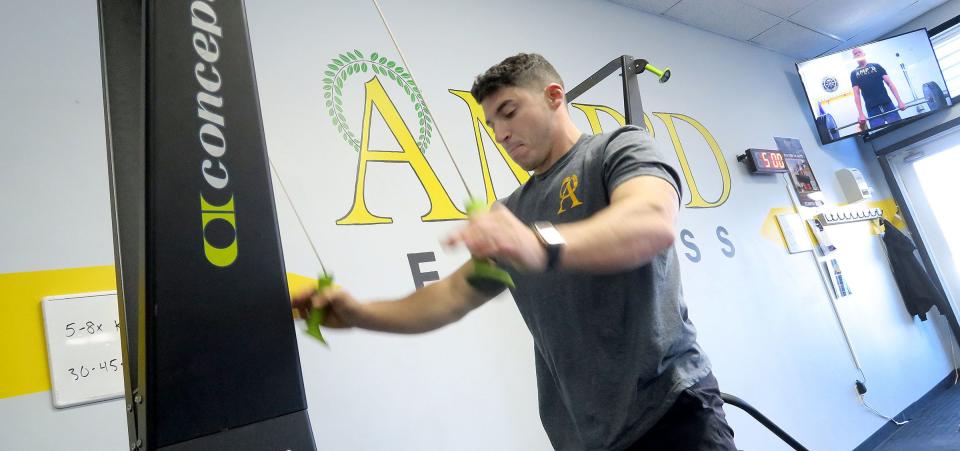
<box><xmin>852</xmin><ymin>85</ymin><xmax>866</xmax><ymax>125</ymax></box>
<box><xmin>293</xmin><ymin>261</ymin><xmax>499</xmax><ymax>334</ymax></box>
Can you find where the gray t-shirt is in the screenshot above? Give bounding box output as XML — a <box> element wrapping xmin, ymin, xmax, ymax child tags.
<box><xmin>500</xmin><ymin>125</ymin><xmax>710</xmax><ymax>451</ymax></box>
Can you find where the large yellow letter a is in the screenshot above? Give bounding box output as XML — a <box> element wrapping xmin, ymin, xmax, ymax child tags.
<box><xmin>338</xmin><ymin>77</ymin><xmax>466</xmax><ymax>224</ymax></box>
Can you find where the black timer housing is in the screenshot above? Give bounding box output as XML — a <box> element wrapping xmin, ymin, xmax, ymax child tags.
<box><xmin>738</xmin><ymin>148</ymin><xmax>789</xmax><ymax>174</ymax></box>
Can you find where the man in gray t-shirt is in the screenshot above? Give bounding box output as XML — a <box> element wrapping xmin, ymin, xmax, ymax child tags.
<box><xmin>293</xmin><ymin>53</ymin><xmax>735</xmax><ymax>450</ymax></box>
<box><xmin>499</xmin><ymin>125</ymin><xmax>720</xmax><ymax>450</ymax></box>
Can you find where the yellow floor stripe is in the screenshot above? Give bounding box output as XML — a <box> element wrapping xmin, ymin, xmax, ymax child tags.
<box><xmin>0</xmin><ymin>266</ymin><xmax>316</xmax><ymax>400</ymax></box>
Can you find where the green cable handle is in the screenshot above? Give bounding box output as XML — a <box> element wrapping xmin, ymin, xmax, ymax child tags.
<box><xmin>464</xmin><ymin>199</ymin><xmax>516</xmax><ymax>290</ymax></box>
<box><xmin>306</xmin><ymin>273</ymin><xmax>334</xmax><ymax>345</ymax></box>
<box><xmin>644</xmin><ymin>63</ymin><xmax>671</xmax><ymax>84</ymax></box>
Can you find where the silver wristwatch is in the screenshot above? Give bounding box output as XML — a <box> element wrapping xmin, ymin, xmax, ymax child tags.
<box><xmin>532</xmin><ymin>221</ymin><xmax>566</xmax><ymax>271</ymax></box>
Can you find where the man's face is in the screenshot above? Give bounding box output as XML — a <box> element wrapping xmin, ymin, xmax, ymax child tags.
<box><xmin>481</xmin><ymin>85</ymin><xmax>556</xmax><ymax>172</ymax></box>
<box><xmin>852</xmin><ymin>48</ymin><xmax>866</xmax><ymax>62</ymax></box>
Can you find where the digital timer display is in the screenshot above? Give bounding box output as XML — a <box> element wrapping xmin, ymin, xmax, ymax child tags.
<box><xmin>741</xmin><ymin>148</ymin><xmax>789</xmax><ymax>174</ymax></box>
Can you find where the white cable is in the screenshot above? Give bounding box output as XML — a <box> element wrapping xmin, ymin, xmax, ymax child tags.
<box><xmin>370</xmin><ymin>0</ymin><xmax>474</xmax><ymax>200</ymax></box>
<box><xmin>779</xmin><ymin>173</ymin><xmax>908</xmax><ymax>425</ymax></box>
<box><xmin>858</xmin><ymin>393</ymin><xmax>910</xmax><ymax>426</ymax></box>
<box><xmin>268</xmin><ymin>158</ymin><xmax>328</xmax><ymax>275</ymax></box>
<box><xmin>779</xmin><ymin>174</ymin><xmax>867</xmax><ymax>376</ymax></box>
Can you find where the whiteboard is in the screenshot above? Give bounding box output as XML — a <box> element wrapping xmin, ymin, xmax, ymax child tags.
<box><xmin>41</xmin><ymin>291</ymin><xmax>125</xmax><ymax>408</ymax></box>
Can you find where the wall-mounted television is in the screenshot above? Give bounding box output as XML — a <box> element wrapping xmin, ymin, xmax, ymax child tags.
<box><xmin>797</xmin><ymin>29</ymin><xmax>951</xmax><ymax>145</ymax></box>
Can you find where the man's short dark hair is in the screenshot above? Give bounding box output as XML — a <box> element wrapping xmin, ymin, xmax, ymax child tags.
<box><xmin>471</xmin><ymin>53</ymin><xmax>564</xmax><ymax>104</ymax></box>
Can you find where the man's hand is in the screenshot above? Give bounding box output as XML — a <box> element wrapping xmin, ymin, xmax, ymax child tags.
<box><xmin>292</xmin><ymin>285</ymin><xmax>364</xmax><ymax>328</ymax></box>
<box><xmin>858</xmin><ymin>114</ymin><xmax>867</xmax><ymax>130</ymax></box>
<box><xmin>898</xmin><ymin>101</ymin><xmax>907</xmax><ymax>111</ymax></box>
<box><xmin>444</xmin><ymin>204</ymin><xmax>547</xmax><ymax>272</ymax></box>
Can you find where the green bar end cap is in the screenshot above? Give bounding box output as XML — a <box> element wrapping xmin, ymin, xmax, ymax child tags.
<box><xmin>467</xmin><ymin>258</ymin><xmax>516</xmax><ymax>294</ymax></box>
<box><xmin>462</xmin><ymin>199</ymin><xmax>516</xmax><ymax>293</ymax></box>
<box><xmin>306</xmin><ymin>273</ymin><xmax>335</xmax><ymax>346</ymax></box>
<box><xmin>465</xmin><ymin>198</ymin><xmax>487</xmax><ymax>215</ymax></box>
<box><xmin>306</xmin><ymin>308</ymin><xmax>328</xmax><ymax>345</ymax></box>
<box><xmin>643</xmin><ymin>63</ymin><xmax>671</xmax><ymax>83</ymax></box>
<box><xmin>658</xmin><ymin>68</ymin><xmax>671</xmax><ymax>84</ymax></box>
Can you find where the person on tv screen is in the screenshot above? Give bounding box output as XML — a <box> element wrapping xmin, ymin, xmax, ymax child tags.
<box><xmin>850</xmin><ymin>47</ymin><xmax>907</xmax><ymax>131</ymax></box>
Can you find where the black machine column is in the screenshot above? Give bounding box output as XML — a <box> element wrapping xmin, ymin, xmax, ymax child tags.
<box><xmin>566</xmin><ymin>55</ymin><xmax>656</xmax><ymax>128</ymax></box>
<box><xmin>98</xmin><ymin>1</ymin><xmax>316</xmax><ymax>449</ymax></box>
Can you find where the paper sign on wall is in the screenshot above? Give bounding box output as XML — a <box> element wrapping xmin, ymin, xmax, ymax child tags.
<box><xmin>825</xmin><ymin>258</ymin><xmax>853</xmax><ymax>298</ymax></box>
<box><xmin>41</xmin><ymin>292</ymin><xmax>124</xmax><ymax>408</ymax></box>
<box><xmin>775</xmin><ymin>137</ymin><xmax>824</xmax><ymax>207</ymax></box>
<box><xmin>776</xmin><ymin>213</ymin><xmax>814</xmax><ymax>254</ymax></box>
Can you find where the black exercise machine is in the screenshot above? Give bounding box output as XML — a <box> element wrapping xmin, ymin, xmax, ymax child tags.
<box><xmin>98</xmin><ymin>1</ymin><xmax>315</xmax><ymax>449</ymax></box>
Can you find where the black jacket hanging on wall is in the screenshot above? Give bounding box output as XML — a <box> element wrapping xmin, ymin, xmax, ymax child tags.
<box><xmin>880</xmin><ymin>218</ymin><xmax>948</xmax><ymax>321</ymax></box>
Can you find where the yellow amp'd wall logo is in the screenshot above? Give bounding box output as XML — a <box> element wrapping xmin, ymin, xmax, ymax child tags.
<box><xmin>558</xmin><ymin>175</ymin><xmax>584</xmax><ymax>214</ymax></box>
<box><xmin>321</xmin><ymin>49</ymin><xmax>738</xmax><ymax>265</ymax></box>
<box><xmin>322</xmin><ymin>50</ymin><xmax>732</xmax><ymax>224</ymax></box>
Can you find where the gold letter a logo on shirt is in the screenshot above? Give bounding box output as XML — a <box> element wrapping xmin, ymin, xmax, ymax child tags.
<box><xmin>558</xmin><ymin>174</ymin><xmax>584</xmax><ymax>214</ymax></box>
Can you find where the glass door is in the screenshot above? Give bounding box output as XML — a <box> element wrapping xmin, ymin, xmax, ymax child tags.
<box><xmin>882</xmin><ymin>128</ymin><xmax>960</xmax><ymax>319</ymax></box>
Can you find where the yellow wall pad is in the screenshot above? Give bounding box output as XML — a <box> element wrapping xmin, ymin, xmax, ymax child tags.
<box><xmin>0</xmin><ymin>266</ymin><xmax>317</xmax><ymax>400</ymax></box>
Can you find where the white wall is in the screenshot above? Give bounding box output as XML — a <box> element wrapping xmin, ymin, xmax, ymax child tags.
<box><xmin>0</xmin><ymin>1</ymin><xmax>127</xmax><ymax>450</ymax></box>
<box><xmin>0</xmin><ymin>0</ymin><xmax>114</xmax><ymax>274</ymax></box>
<box><xmin>888</xmin><ymin>0</ymin><xmax>960</xmax><ymax>38</ymax></box>
<box><xmin>0</xmin><ymin>1</ymin><xmax>955</xmax><ymax>450</ymax></box>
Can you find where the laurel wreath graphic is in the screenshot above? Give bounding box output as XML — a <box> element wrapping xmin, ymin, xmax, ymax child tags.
<box><xmin>322</xmin><ymin>49</ymin><xmax>433</xmax><ymax>152</ymax></box>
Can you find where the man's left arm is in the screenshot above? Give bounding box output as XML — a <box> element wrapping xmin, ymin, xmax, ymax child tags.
<box><xmin>447</xmin><ymin>175</ymin><xmax>678</xmax><ymax>274</ymax></box>
<box><xmin>882</xmin><ymin>74</ymin><xmax>907</xmax><ymax>110</ymax></box>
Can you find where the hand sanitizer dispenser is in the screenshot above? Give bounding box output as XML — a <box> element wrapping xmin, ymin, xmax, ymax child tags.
<box><xmin>837</xmin><ymin>168</ymin><xmax>873</xmax><ymax>202</ymax></box>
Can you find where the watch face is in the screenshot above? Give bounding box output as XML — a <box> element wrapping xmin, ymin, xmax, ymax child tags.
<box><xmin>536</xmin><ymin>222</ymin><xmax>566</xmax><ymax>246</ymax></box>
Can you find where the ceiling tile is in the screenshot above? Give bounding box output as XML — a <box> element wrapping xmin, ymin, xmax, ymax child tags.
<box><xmin>602</xmin><ymin>0</ymin><xmax>950</xmax><ymax>60</ymax></box>
<box><xmin>751</xmin><ymin>20</ymin><xmax>843</xmax><ymax>59</ymax></box>
<box><xmin>737</xmin><ymin>0</ymin><xmax>818</xmax><ymax>18</ymax></box>
<box><xmin>790</xmin><ymin>0</ymin><xmax>916</xmax><ymax>40</ymax></box>
<box><xmin>664</xmin><ymin>0</ymin><xmax>783</xmax><ymax>41</ymax></box>
<box><xmin>608</xmin><ymin>0</ymin><xmax>682</xmax><ymax>15</ymax></box>
<box><xmin>842</xmin><ymin>0</ymin><xmax>950</xmax><ymax>47</ymax></box>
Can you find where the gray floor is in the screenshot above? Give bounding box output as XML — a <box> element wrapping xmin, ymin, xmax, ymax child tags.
<box><xmin>871</xmin><ymin>381</ymin><xmax>960</xmax><ymax>450</ymax></box>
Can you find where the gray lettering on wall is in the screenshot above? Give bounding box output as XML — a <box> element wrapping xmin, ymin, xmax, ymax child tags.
<box><xmin>717</xmin><ymin>226</ymin><xmax>735</xmax><ymax>258</ymax></box>
<box><xmin>680</xmin><ymin>229</ymin><xmax>701</xmax><ymax>263</ymax></box>
<box><xmin>408</xmin><ymin>252</ymin><xmax>440</xmax><ymax>289</ymax></box>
